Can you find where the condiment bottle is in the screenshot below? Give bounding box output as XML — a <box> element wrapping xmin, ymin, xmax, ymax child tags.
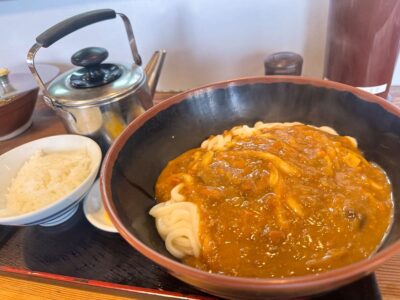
<box><xmin>324</xmin><ymin>0</ymin><xmax>400</xmax><ymax>99</ymax></box>
<box><xmin>264</xmin><ymin>52</ymin><xmax>303</xmax><ymax>76</ymax></box>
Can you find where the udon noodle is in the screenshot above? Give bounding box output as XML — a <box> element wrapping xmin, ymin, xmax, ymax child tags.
<box><xmin>150</xmin><ymin>121</ymin><xmax>392</xmax><ymax>277</ymax></box>
<box><xmin>149</xmin><ymin>183</ymin><xmax>201</xmax><ymax>258</ymax></box>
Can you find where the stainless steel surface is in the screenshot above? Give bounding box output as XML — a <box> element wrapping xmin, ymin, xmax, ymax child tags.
<box><xmin>27</xmin><ymin>43</ymin><xmax>55</xmax><ymax>107</ymax></box>
<box><xmin>118</xmin><ymin>13</ymin><xmax>142</xmax><ymax>66</ymax></box>
<box><xmin>145</xmin><ymin>50</ymin><xmax>167</xmax><ymax>101</ymax></box>
<box><xmin>26</xmin><ymin>11</ymin><xmax>166</xmax><ymax>152</ymax></box>
<box><xmin>47</xmin><ymin>64</ymin><xmax>145</xmax><ymax>106</ymax></box>
<box><xmin>50</xmin><ymin>86</ymin><xmax>151</xmax><ymax>152</ymax></box>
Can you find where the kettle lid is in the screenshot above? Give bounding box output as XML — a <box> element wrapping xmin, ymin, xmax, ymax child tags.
<box><xmin>47</xmin><ymin>47</ymin><xmax>145</xmax><ymax>107</ymax></box>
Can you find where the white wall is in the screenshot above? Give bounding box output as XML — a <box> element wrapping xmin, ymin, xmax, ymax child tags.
<box><xmin>1</xmin><ymin>0</ymin><xmax>399</xmax><ymax>91</ymax></box>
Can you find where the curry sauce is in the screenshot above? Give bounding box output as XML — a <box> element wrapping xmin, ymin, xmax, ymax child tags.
<box><xmin>155</xmin><ymin>124</ymin><xmax>393</xmax><ymax>278</ymax></box>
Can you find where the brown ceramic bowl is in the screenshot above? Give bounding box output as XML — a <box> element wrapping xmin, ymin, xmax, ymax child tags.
<box><xmin>101</xmin><ymin>76</ymin><xmax>400</xmax><ymax>299</ymax></box>
<box><xmin>0</xmin><ymin>89</ymin><xmax>39</xmax><ymax>140</ymax></box>
<box><xmin>0</xmin><ymin>64</ymin><xmax>59</xmax><ymax>141</ymax></box>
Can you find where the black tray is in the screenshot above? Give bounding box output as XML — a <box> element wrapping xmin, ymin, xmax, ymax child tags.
<box><xmin>0</xmin><ymin>205</ymin><xmax>381</xmax><ymax>299</ymax></box>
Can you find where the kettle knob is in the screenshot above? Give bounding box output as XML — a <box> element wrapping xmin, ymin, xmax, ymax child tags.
<box><xmin>71</xmin><ymin>47</ymin><xmax>108</xmax><ymax>68</ymax></box>
<box><xmin>69</xmin><ymin>47</ymin><xmax>122</xmax><ymax>89</ymax></box>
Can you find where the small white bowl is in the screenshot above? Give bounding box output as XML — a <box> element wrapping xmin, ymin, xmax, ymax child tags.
<box><xmin>0</xmin><ymin>134</ymin><xmax>101</xmax><ymax>226</ymax></box>
<box><xmin>83</xmin><ymin>179</ymin><xmax>117</xmax><ymax>233</ymax></box>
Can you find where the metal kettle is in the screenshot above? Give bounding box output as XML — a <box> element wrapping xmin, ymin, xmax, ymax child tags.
<box><xmin>27</xmin><ymin>9</ymin><xmax>166</xmax><ymax>152</ymax></box>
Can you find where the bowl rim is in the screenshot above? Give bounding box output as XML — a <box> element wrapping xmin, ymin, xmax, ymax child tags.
<box><xmin>0</xmin><ymin>134</ymin><xmax>102</xmax><ymax>223</ymax></box>
<box><xmin>101</xmin><ymin>76</ymin><xmax>400</xmax><ymax>290</ymax></box>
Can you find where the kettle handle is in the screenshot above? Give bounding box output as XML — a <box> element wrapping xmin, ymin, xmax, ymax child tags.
<box><xmin>27</xmin><ymin>9</ymin><xmax>143</xmax><ymax>108</ymax></box>
<box><xmin>36</xmin><ymin>9</ymin><xmax>117</xmax><ymax>48</ymax></box>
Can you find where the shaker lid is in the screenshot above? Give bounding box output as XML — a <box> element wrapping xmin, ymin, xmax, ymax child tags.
<box><xmin>264</xmin><ymin>52</ymin><xmax>303</xmax><ymax>76</ymax></box>
<box><xmin>47</xmin><ymin>47</ymin><xmax>145</xmax><ymax>107</ymax></box>
<box><xmin>0</xmin><ymin>65</ymin><xmax>59</xmax><ymax>100</ymax></box>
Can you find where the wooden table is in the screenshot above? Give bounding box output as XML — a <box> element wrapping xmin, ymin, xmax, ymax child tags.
<box><xmin>0</xmin><ymin>90</ymin><xmax>399</xmax><ymax>299</ymax></box>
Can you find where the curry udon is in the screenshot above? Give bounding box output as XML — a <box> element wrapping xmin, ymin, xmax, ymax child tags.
<box><xmin>150</xmin><ymin>122</ymin><xmax>393</xmax><ymax>278</ymax></box>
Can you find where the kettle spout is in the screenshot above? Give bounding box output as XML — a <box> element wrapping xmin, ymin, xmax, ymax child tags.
<box><xmin>144</xmin><ymin>50</ymin><xmax>166</xmax><ymax>99</ymax></box>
